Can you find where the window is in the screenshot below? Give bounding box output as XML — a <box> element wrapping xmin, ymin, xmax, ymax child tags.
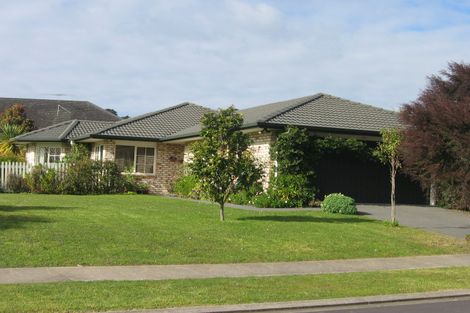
<box><xmin>94</xmin><ymin>145</ymin><xmax>104</xmax><ymax>161</ymax></box>
<box><xmin>115</xmin><ymin>145</ymin><xmax>135</xmax><ymax>171</ymax></box>
<box><xmin>115</xmin><ymin>145</ymin><xmax>155</xmax><ymax>174</ymax></box>
<box><xmin>136</xmin><ymin>147</ymin><xmax>155</xmax><ymax>174</ymax></box>
<box><xmin>43</xmin><ymin>147</ymin><xmax>62</xmax><ymax>163</ymax></box>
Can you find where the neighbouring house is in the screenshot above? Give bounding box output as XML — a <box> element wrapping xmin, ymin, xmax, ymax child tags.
<box><xmin>0</xmin><ymin>97</ymin><xmax>120</xmax><ymax>129</ymax></box>
<box><xmin>13</xmin><ymin>93</ymin><xmax>428</xmax><ymax>204</ymax></box>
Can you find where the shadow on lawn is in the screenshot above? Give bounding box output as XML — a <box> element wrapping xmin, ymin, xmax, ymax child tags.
<box><xmin>0</xmin><ymin>215</ymin><xmax>53</xmax><ymax>230</ymax></box>
<box><xmin>0</xmin><ymin>205</ymin><xmax>75</xmax><ymax>212</ymax></box>
<box><xmin>237</xmin><ymin>215</ymin><xmax>373</xmax><ymax>223</ymax></box>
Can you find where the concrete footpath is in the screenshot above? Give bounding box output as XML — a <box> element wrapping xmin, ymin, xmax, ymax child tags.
<box><xmin>1</xmin><ymin>254</ymin><xmax>470</xmax><ymax>284</ymax></box>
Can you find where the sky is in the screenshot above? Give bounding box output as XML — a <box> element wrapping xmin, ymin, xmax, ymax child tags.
<box><xmin>0</xmin><ymin>0</ymin><xmax>469</xmax><ymax>117</ymax></box>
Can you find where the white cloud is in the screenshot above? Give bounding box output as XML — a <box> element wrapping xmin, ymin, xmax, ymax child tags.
<box><xmin>0</xmin><ymin>0</ymin><xmax>469</xmax><ymax>116</ymax></box>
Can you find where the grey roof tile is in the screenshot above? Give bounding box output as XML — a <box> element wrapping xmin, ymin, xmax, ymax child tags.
<box><xmin>14</xmin><ymin>120</ymin><xmax>115</xmax><ymax>142</ymax></box>
<box><xmin>164</xmin><ymin>93</ymin><xmax>399</xmax><ymax>140</ymax></box>
<box><xmin>0</xmin><ymin>97</ymin><xmax>120</xmax><ymax>129</ymax></box>
<box><xmin>266</xmin><ymin>93</ymin><xmax>401</xmax><ymax>132</ymax></box>
<box><xmin>87</xmin><ymin>102</ymin><xmax>212</xmax><ymax>140</ymax></box>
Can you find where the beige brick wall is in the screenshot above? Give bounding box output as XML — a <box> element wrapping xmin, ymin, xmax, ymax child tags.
<box><xmin>103</xmin><ymin>141</ymin><xmax>116</xmax><ymax>161</ymax></box>
<box><xmin>143</xmin><ymin>142</ymin><xmax>185</xmax><ymax>194</ymax></box>
<box><xmin>248</xmin><ymin>131</ymin><xmax>277</xmax><ymax>189</ymax></box>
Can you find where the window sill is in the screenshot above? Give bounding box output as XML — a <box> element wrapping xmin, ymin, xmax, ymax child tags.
<box><xmin>122</xmin><ymin>172</ymin><xmax>156</xmax><ymax>176</ymax></box>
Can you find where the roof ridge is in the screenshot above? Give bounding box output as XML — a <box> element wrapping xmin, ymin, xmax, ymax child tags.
<box><xmin>90</xmin><ymin>102</ymin><xmax>193</xmax><ymax>136</ymax></box>
<box><xmin>12</xmin><ymin>120</ymin><xmax>75</xmax><ymax>141</ymax></box>
<box><xmin>261</xmin><ymin>93</ymin><xmax>323</xmax><ymax>123</ymax></box>
<box><xmin>0</xmin><ymin>97</ymin><xmax>92</xmax><ymax>102</ymax></box>
<box><xmin>319</xmin><ymin>93</ymin><xmax>398</xmax><ymax>114</ymax></box>
<box><xmin>58</xmin><ymin>120</ymin><xmax>79</xmax><ymax>140</ymax></box>
<box><xmin>80</xmin><ymin>101</ymin><xmax>123</xmax><ymax>120</ymax></box>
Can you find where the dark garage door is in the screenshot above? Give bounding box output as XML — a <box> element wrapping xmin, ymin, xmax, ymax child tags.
<box><xmin>314</xmin><ymin>153</ymin><xmax>428</xmax><ymax>204</ymax></box>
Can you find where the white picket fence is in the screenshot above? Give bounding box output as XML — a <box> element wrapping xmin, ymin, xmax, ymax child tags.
<box><xmin>0</xmin><ymin>162</ymin><xmax>67</xmax><ymax>191</ymax></box>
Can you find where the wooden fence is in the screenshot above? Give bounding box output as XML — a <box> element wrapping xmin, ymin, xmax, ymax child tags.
<box><xmin>0</xmin><ymin>162</ymin><xmax>67</xmax><ymax>191</ymax></box>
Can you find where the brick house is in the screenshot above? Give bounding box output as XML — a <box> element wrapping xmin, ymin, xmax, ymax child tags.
<box><xmin>13</xmin><ymin>93</ymin><xmax>426</xmax><ymax>203</ymax></box>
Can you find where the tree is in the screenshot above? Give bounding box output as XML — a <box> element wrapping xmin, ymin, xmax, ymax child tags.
<box><xmin>0</xmin><ymin>104</ymin><xmax>34</xmax><ymax>131</ymax></box>
<box><xmin>0</xmin><ymin>123</ymin><xmax>25</xmax><ymax>155</ymax></box>
<box><xmin>400</xmin><ymin>62</ymin><xmax>470</xmax><ymax>210</ymax></box>
<box><xmin>374</xmin><ymin>128</ymin><xmax>402</xmax><ymax>224</ymax></box>
<box><xmin>189</xmin><ymin>107</ymin><xmax>261</xmax><ymax>221</ymax></box>
<box><xmin>270</xmin><ymin>126</ymin><xmax>310</xmax><ymax>175</ymax></box>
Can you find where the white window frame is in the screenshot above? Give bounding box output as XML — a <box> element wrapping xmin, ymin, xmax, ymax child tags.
<box><xmin>43</xmin><ymin>147</ymin><xmax>63</xmax><ymax>164</ymax></box>
<box><xmin>94</xmin><ymin>145</ymin><xmax>104</xmax><ymax>161</ymax></box>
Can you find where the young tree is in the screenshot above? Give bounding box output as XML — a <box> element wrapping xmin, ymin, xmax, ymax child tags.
<box><xmin>0</xmin><ymin>104</ymin><xmax>34</xmax><ymax>131</ymax></box>
<box><xmin>374</xmin><ymin>128</ymin><xmax>402</xmax><ymax>224</ymax></box>
<box><xmin>400</xmin><ymin>62</ymin><xmax>470</xmax><ymax>210</ymax></box>
<box><xmin>190</xmin><ymin>107</ymin><xmax>261</xmax><ymax>221</ymax></box>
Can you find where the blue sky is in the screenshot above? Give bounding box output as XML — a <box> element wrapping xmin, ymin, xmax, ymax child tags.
<box><xmin>0</xmin><ymin>0</ymin><xmax>469</xmax><ymax>117</ymax></box>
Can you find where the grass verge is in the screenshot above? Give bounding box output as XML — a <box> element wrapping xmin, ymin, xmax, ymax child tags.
<box><xmin>2</xmin><ymin>267</ymin><xmax>470</xmax><ymax>313</ymax></box>
<box><xmin>0</xmin><ymin>194</ymin><xmax>468</xmax><ymax>267</ymax></box>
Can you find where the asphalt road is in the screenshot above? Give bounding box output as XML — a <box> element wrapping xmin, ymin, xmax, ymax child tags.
<box><xmin>289</xmin><ymin>298</ymin><xmax>470</xmax><ymax>313</ymax></box>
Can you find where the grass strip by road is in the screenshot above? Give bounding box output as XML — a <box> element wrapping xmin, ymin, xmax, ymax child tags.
<box><xmin>2</xmin><ymin>267</ymin><xmax>470</xmax><ymax>313</ymax></box>
<box><xmin>1</xmin><ymin>194</ymin><xmax>469</xmax><ymax>267</ymax></box>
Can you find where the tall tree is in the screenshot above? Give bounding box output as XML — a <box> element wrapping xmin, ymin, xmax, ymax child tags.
<box><xmin>374</xmin><ymin>128</ymin><xmax>402</xmax><ymax>224</ymax></box>
<box><xmin>0</xmin><ymin>104</ymin><xmax>34</xmax><ymax>131</ymax></box>
<box><xmin>400</xmin><ymin>62</ymin><xmax>470</xmax><ymax>210</ymax></box>
<box><xmin>190</xmin><ymin>107</ymin><xmax>260</xmax><ymax>221</ymax></box>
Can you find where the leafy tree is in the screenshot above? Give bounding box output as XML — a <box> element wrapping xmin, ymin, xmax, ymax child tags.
<box><xmin>374</xmin><ymin>128</ymin><xmax>402</xmax><ymax>224</ymax></box>
<box><xmin>0</xmin><ymin>123</ymin><xmax>25</xmax><ymax>155</ymax></box>
<box><xmin>270</xmin><ymin>126</ymin><xmax>310</xmax><ymax>175</ymax></box>
<box><xmin>400</xmin><ymin>62</ymin><xmax>470</xmax><ymax>210</ymax></box>
<box><xmin>190</xmin><ymin>107</ymin><xmax>261</xmax><ymax>221</ymax></box>
<box><xmin>0</xmin><ymin>104</ymin><xmax>34</xmax><ymax>131</ymax></box>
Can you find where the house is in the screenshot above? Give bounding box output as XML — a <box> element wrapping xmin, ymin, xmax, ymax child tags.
<box><xmin>0</xmin><ymin>97</ymin><xmax>120</xmax><ymax>129</ymax></box>
<box><xmin>13</xmin><ymin>93</ymin><xmax>427</xmax><ymax>204</ymax></box>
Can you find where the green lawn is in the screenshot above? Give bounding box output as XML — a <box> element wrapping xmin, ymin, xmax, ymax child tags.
<box><xmin>0</xmin><ymin>194</ymin><xmax>468</xmax><ymax>267</ymax></box>
<box><xmin>2</xmin><ymin>267</ymin><xmax>470</xmax><ymax>313</ymax></box>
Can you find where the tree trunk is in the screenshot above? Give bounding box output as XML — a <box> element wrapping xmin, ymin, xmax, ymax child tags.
<box><xmin>390</xmin><ymin>162</ymin><xmax>396</xmax><ymax>224</ymax></box>
<box><xmin>219</xmin><ymin>202</ymin><xmax>225</xmax><ymax>221</ymax></box>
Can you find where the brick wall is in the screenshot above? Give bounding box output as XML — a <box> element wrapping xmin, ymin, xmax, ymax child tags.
<box><xmin>141</xmin><ymin>142</ymin><xmax>184</xmax><ymax>194</ymax></box>
<box><xmin>248</xmin><ymin>131</ymin><xmax>277</xmax><ymax>189</ymax></box>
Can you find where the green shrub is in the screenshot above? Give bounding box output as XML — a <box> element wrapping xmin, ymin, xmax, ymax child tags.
<box><xmin>172</xmin><ymin>175</ymin><xmax>199</xmax><ymax>198</ymax></box>
<box><xmin>252</xmin><ymin>174</ymin><xmax>314</xmax><ymax>208</ymax></box>
<box><xmin>228</xmin><ymin>184</ymin><xmax>263</xmax><ymax>205</ymax></box>
<box><xmin>25</xmin><ymin>165</ymin><xmax>46</xmax><ymax>193</ymax></box>
<box><xmin>39</xmin><ymin>168</ymin><xmax>60</xmax><ymax>194</ymax></box>
<box><xmin>0</xmin><ymin>154</ymin><xmax>25</xmax><ymax>162</ymax></box>
<box><xmin>123</xmin><ymin>170</ymin><xmax>150</xmax><ymax>194</ymax></box>
<box><xmin>321</xmin><ymin>193</ymin><xmax>357</xmax><ymax>215</ymax></box>
<box><xmin>5</xmin><ymin>174</ymin><xmax>29</xmax><ymax>193</ymax></box>
<box><xmin>24</xmin><ymin>165</ymin><xmax>62</xmax><ymax>194</ymax></box>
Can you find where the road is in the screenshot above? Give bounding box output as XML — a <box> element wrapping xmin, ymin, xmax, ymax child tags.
<box><xmin>262</xmin><ymin>297</ymin><xmax>470</xmax><ymax>313</ymax></box>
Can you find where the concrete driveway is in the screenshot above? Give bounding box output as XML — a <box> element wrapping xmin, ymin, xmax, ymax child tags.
<box><xmin>357</xmin><ymin>204</ymin><xmax>470</xmax><ymax>239</ymax></box>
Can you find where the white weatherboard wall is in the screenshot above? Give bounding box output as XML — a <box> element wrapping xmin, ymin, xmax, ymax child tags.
<box><xmin>25</xmin><ymin>142</ymin><xmax>70</xmax><ymax>165</ymax></box>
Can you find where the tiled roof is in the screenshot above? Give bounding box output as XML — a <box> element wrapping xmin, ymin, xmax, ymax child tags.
<box><xmin>0</xmin><ymin>98</ymin><xmax>120</xmax><ymax>129</ymax></box>
<box><xmin>164</xmin><ymin>93</ymin><xmax>400</xmax><ymax>140</ymax></box>
<box><xmin>80</xmin><ymin>102</ymin><xmax>212</xmax><ymax>141</ymax></box>
<box><xmin>264</xmin><ymin>93</ymin><xmax>401</xmax><ymax>132</ymax></box>
<box><xmin>14</xmin><ymin>93</ymin><xmax>400</xmax><ymax>143</ymax></box>
<box><xmin>14</xmin><ymin>120</ymin><xmax>115</xmax><ymax>142</ymax></box>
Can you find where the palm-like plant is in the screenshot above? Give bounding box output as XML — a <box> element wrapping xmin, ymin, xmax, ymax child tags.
<box><xmin>0</xmin><ymin>123</ymin><xmax>25</xmax><ymax>155</ymax></box>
